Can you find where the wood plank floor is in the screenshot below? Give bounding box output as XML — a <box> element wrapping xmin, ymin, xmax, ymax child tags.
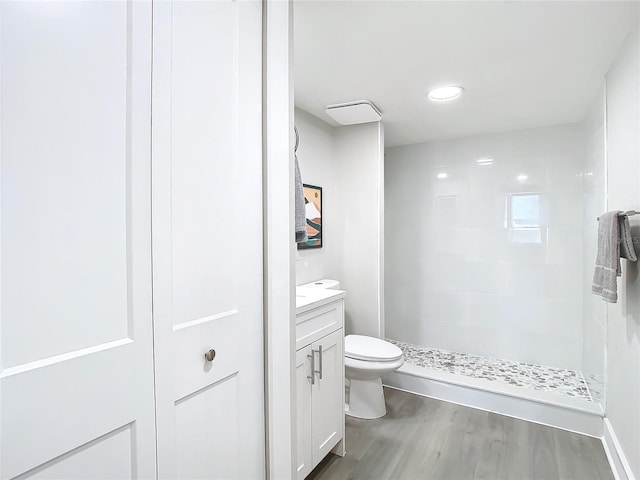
<box><xmin>309</xmin><ymin>387</ymin><xmax>613</xmax><ymax>480</ymax></box>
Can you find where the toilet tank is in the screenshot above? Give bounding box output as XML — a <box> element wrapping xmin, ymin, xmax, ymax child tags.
<box><xmin>299</xmin><ymin>279</ymin><xmax>340</xmax><ymax>289</ymax></box>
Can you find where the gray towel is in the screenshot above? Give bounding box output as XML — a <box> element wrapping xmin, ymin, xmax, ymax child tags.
<box><xmin>295</xmin><ymin>155</ymin><xmax>308</xmax><ymax>243</ymax></box>
<box><xmin>619</xmin><ymin>214</ymin><xmax>638</xmax><ymax>263</ymax></box>
<box><xmin>592</xmin><ymin>211</ymin><xmax>638</xmax><ymax>302</ymax></box>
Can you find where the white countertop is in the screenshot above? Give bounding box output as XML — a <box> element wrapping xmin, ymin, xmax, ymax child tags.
<box><xmin>295</xmin><ymin>287</ymin><xmax>346</xmax><ymax>315</ymax></box>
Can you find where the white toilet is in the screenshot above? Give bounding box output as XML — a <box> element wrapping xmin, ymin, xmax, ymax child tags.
<box><xmin>299</xmin><ymin>279</ymin><xmax>405</xmax><ymax>420</ymax></box>
<box><xmin>344</xmin><ymin>335</ymin><xmax>404</xmax><ymax>419</ymax></box>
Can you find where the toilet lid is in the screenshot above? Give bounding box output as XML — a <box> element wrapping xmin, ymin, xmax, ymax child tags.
<box><xmin>344</xmin><ymin>335</ymin><xmax>403</xmax><ymax>362</ymax></box>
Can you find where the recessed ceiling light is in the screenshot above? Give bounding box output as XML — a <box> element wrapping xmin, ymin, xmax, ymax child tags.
<box><xmin>477</xmin><ymin>158</ymin><xmax>494</xmax><ymax>166</ymax></box>
<box><xmin>428</xmin><ymin>85</ymin><xmax>465</xmax><ymax>102</ymax></box>
<box><xmin>517</xmin><ymin>174</ymin><xmax>528</xmax><ymax>181</ymax></box>
<box><xmin>437</xmin><ymin>172</ymin><xmax>448</xmax><ymax>179</ymax></box>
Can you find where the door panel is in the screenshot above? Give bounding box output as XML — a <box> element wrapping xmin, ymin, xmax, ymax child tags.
<box><xmin>26</xmin><ymin>426</ymin><xmax>135</xmax><ymax>480</ymax></box>
<box><xmin>295</xmin><ymin>347</ymin><xmax>313</xmax><ymax>480</ymax></box>
<box><xmin>311</xmin><ymin>330</ymin><xmax>344</xmax><ymax>465</ymax></box>
<box><xmin>2</xmin><ymin>1</ymin><xmax>131</xmax><ymax>368</ymax></box>
<box><xmin>168</xmin><ymin>1</ymin><xmax>239</xmax><ymax>325</ymax></box>
<box><xmin>175</xmin><ymin>374</ymin><xmax>239</xmax><ymax>479</ymax></box>
<box><xmin>0</xmin><ymin>1</ymin><xmax>156</xmax><ymax>478</ymax></box>
<box><xmin>152</xmin><ymin>1</ymin><xmax>264</xmax><ymax>478</ymax></box>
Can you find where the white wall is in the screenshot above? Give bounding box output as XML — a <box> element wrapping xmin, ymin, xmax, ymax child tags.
<box><xmin>604</xmin><ymin>23</ymin><xmax>640</xmax><ymax>479</ymax></box>
<box><xmin>582</xmin><ymin>85</ymin><xmax>607</xmax><ymax>406</ymax></box>
<box><xmin>294</xmin><ymin>108</ymin><xmax>385</xmax><ymax>337</ymax></box>
<box><xmin>335</xmin><ymin>122</ymin><xmax>385</xmax><ymax>337</ymax></box>
<box><xmin>294</xmin><ymin>108</ymin><xmax>340</xmax><ymax>285</ymax></box>
<box><xmin>385</xmin><ymin>124</ymin><xmax>586</xmax><ymax>370</ymax></box>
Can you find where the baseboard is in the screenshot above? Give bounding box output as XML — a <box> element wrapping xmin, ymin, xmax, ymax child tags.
<box><xmin>602</xmin><ymin>418</ymin><xmax>636</xmax><ymax>480</ymax></box>
<box><xmin>384</xmin><ymin>368</ymin><xmax>604</xmax><ymax>438</ymax></box>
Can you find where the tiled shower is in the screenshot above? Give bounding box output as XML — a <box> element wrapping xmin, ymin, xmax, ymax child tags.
<box><xmin>384</xmin><ymin>97</ymin><xmax>606</xmax><ymax>408</ymax></box>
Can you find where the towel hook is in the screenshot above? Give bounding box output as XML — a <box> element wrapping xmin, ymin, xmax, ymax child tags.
<box><xmin>294</xmin><ymin>125</ymin><xmax>299</xmax><ymax>153</ymax></box>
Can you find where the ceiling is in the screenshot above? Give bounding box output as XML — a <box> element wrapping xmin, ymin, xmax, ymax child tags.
<box><xmin>294</xmin><ymin>1</ymin><xmax>640</xmax><ymax>147</ymax></box>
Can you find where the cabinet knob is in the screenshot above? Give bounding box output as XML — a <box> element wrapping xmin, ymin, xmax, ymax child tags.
<box><xmin>204</xmin><ymin>349</ymin><xmax>216</xmax><ymax>362</ymax></box>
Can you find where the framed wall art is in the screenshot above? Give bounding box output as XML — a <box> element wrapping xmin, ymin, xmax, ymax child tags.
<box><xmin>298</xmin><ymin>184</ymin><xmax>322</xmax><ymax>249</ymax></box>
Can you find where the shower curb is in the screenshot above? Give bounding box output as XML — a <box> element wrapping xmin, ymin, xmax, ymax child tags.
<box><xmin>383</xmin><ymin>367</ymin><xmax>604</xmax><ymax>438</ymax></box>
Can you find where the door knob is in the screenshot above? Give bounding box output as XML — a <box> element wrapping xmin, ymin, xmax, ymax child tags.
<box><xmin>204</xmin><ymin>349</ymin><xmax>216</xmax><ymax>362</ymax></box>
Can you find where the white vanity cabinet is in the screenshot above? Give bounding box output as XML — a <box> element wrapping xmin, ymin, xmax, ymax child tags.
<box><xmin>295</xmin><ymin>292</ymin><xmax>346</xmax><ymax>480</ymax></box>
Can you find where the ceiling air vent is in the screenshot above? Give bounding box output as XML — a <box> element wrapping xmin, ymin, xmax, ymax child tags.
<box><xmin>325</xmin><ymin>100</ymin><xmax>382</xmax><ymax>125</ymax></box>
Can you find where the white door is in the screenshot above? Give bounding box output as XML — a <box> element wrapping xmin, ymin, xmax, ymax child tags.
<box><xmin>151</xmin><ymin>1</ymin><xmax>265</xmax><ymax>479</ymax></box>
<box><xmin>311</xmin><ymin>330</ymin><xmax>344</xmax><ymax>466</ymax></box>
<box><xmin>295</xmin><ymin>346</ymin><xmax>313</xmax><ymax>480</ymax></box>
<box><xmin>0</xmin><ymin>1</ymin><xmax>156</xmax><ymax>479</ymax></box>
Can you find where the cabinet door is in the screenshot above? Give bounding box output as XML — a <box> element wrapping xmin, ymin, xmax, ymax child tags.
<box><xmin>311</xmin><ymin>329</ymin><xmax>345</xmax><ymax>465</ymax></box>
<box><xmin>295</xmin><ymin>346</ymin><xmax>313</xmax><ymax>480</ymax></box>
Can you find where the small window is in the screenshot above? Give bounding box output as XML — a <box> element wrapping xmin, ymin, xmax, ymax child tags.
<box><xmin>509</xmin><ymin>194</ymin><xmax>540</xmax><ymax>228</ymax></box>
<box><xmin>506</xmin><ymin>193</ymin><xmax>542</xmax><ymax>243</ymax></box>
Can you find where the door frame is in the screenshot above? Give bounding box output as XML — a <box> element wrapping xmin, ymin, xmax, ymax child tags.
<box><xmin>263</xmin><ymin>0</ymin><xmax>297</xmax><ymax>478</ymax></box>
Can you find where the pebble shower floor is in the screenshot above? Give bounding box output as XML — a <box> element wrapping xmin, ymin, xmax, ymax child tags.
<box><xmin>388</xmin><ymin>339</ymin><xmax>598</xmax><ymax>402</ymax></box>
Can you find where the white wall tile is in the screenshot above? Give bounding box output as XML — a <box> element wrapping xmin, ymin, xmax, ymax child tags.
<box><xmin>385</xmin><ymin>123</ymin><xmax>587</xmax><ymax>371</ymax></box>
<box><xmin>581</xmin><ymin>85</ymin><xmax>607</xmax><ymax>406</ymax></box>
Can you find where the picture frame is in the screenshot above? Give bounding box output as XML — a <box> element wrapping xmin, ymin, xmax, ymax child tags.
<box><xmin>298</xmin><ymin>184</ymin><xmax>322</xmax><ymax>249</ymax></box>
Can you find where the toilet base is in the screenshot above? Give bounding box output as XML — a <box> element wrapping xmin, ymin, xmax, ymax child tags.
<box><xmin>346</xmin><ymin>377</ymin><xmax>387</xmax><ymax>419</ymax></box>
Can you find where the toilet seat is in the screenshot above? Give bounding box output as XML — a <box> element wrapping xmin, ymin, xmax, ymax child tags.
<box><xmin>345</xmin><ymin>335</ymin><xmax>403</xmax><ymax>362</ymax></box>
<box><xmin>345</xmin><ymin>355</ymin><xmax>404</xmax><ymax>372</ymax></box>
